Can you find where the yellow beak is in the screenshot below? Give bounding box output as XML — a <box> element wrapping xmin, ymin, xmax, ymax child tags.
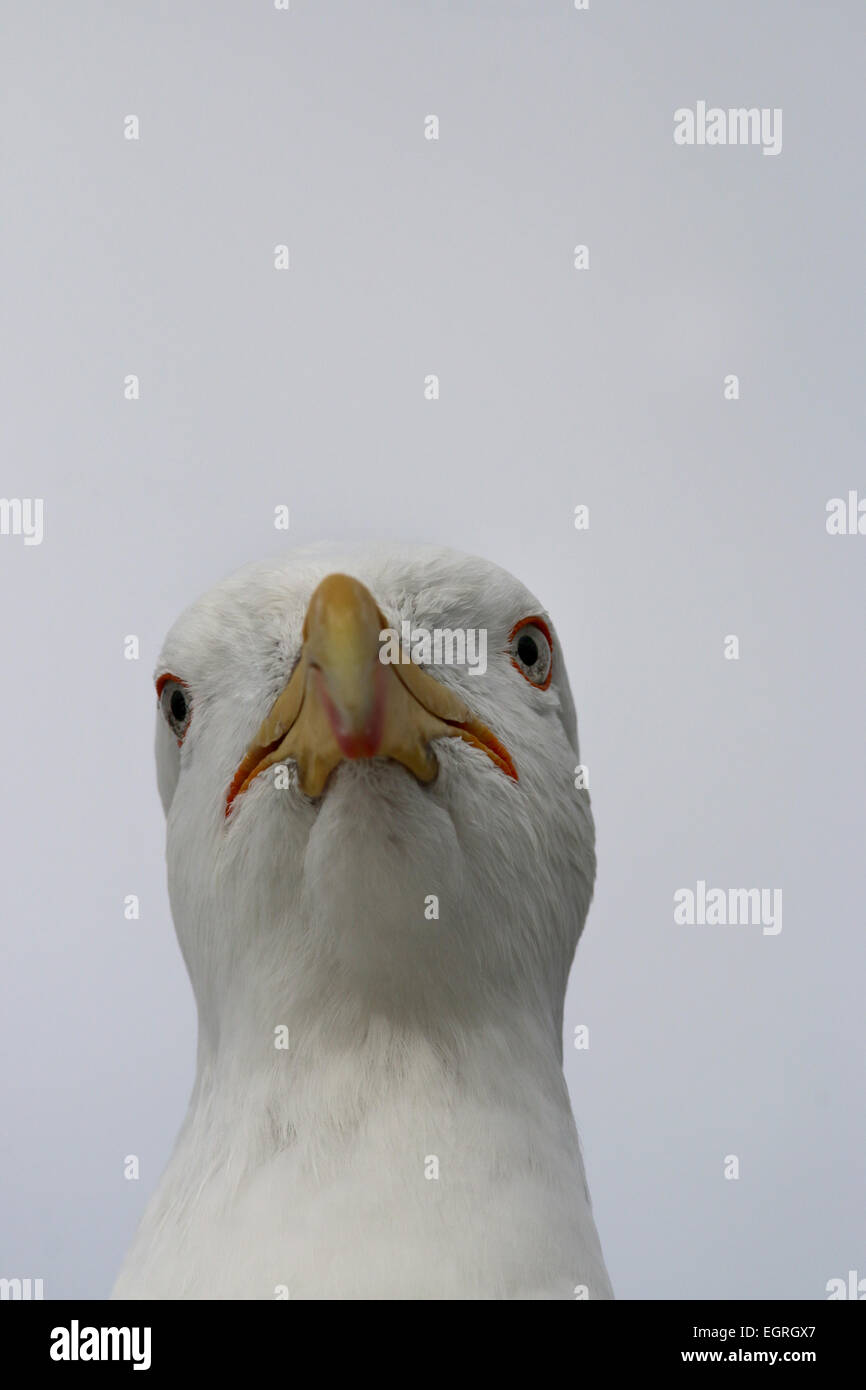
<box><xmin>225</xmin><ymin>573</ymin><xmax>517</xmax><ymax>815</ymax></box>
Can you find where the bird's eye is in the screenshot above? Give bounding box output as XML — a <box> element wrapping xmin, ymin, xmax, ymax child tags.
<box><xmin>509</xmin><ymin>618</ymin><xmax>553</xmax><ymax>689</ymax></box>
<box><xmin>157</xmin><ymin>675</ymin><xmax>192</xmax><ymax>744</ymax></box>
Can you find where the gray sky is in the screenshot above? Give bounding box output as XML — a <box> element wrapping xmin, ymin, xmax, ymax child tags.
<box><xmin>1</xmin><ymin>0</ymin><xmax>864</xmax><ymax>1298</ymax></box>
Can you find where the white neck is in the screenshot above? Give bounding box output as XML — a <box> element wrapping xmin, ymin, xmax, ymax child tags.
<box><xmin>115</xmin><ymin>907</ymin><xmax>612</xmax><ymax>1298</ymax></box>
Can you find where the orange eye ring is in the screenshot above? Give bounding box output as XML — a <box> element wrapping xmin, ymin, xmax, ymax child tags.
<box><xmin>156</xmin><ymin>673</ymin><xmax>191</xmax><ymax>746</ymax></box>
<box><xmin>508</xmin><ymin>616</ymin><xmax>554</xmax><ymax>690</ymax></box>
<box><xmin>155</xmin><ymin>672</ymin><xmax>187</xmax><ymax>698</ymax></box>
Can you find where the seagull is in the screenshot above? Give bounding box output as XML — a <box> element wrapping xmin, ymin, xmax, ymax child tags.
<box><xmin>112</xmin><ymin>544</ymin><xmax>613</xmax><ymax>1300</ymax></box>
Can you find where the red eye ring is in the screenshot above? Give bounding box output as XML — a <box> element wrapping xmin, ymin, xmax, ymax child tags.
<box><xmin>155</xmin><ymin>672</ymin><xmax>186</xmax><ymax>698</ymax></box>
<box><xmin>508</xmin><ymin>616</ymin><xmax>554</xmax><ymax>690</ymax></box>
<box><xmin>156</xmin><ymin>673</ymin><xmax>191</xmax><ymax>746</ymax></box>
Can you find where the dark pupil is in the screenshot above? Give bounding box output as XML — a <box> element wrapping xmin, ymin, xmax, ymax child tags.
<box><xmin>170</xmin><ymin>688</ymin><xmax>187</xmax><ymax>722</ymax></box>
<box><xmin>517</xmin><ymin>633</ymin><xmax>539</xmax><ymax>667</ymax></box>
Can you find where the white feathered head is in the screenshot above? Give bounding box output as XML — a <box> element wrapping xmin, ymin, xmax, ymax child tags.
<box><xmin>154</xmin><ymin>545</ymin><xmax>595</xmax><ymax>1049</ymax></box>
